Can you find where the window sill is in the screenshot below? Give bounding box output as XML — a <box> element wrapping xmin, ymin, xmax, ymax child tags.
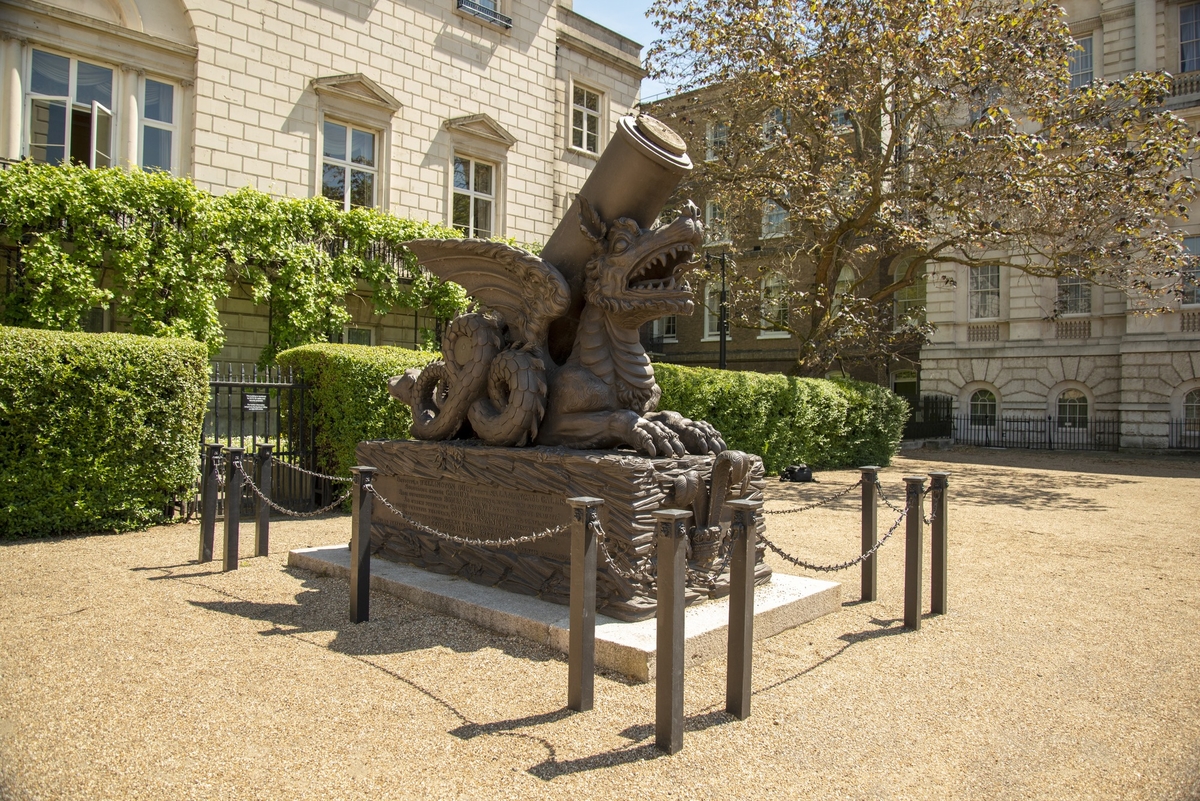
<box><xmin>700</xmin><ymin>335</ymin><xmax>729</xmax><ymax>342</ymax></box>
<box><xmin>567</xmin><ymin>145</ymin><xmax>601</xmax><ymax>160</ymax></box>
<box><xmin>757</xmin><ymin>331</ymin><xmax>791</xmax><ymax>339</ymax></box>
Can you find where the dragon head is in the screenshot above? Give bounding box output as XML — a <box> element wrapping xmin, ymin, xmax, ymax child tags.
<box><xmin>579</xmin><ymin>199</ymin><xmax>702</xmax><ymax>327</ymax></box>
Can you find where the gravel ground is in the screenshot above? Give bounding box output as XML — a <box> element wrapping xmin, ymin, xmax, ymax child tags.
<box><xmin>1</xmin><ymin>447</ymin><xmax>1198</xmax><ymax>800</ymax></box>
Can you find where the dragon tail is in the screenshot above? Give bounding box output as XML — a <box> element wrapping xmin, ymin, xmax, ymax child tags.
<box><xmin>468</xmin><ymin>348</ymin><xmax>548</xmax><ymax>447</ymax></box>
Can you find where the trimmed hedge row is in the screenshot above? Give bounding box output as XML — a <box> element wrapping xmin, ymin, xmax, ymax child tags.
<box><xmin>278</xmin><ymin>344</ymin><xmax>905</xmax><ymax>477</ymax></box>
<box><xmin>0</xmin><ymin>327</ymin><xmax>208</xmax><ymax>537</ymax></box>
<box><xmin>653</xmin><ymin>364</ymin><xmax>907</xmax><ymax>473</ymax></box>
<box><xmin>276</xmin><ymin>343</ymin><xmax>436</xmax><ymax>480</ymax></box>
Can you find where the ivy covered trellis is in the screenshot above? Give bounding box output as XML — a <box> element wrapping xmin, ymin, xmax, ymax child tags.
<box><xmin>0</xmin><ymin>162</ymin><xmax>474</xmax><ymax>360</ymax></box>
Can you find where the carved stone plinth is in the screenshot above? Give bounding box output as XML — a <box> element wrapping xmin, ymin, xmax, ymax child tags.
<box><xmin>356</xmin><ymin>440</ymin><xmax>772</xmax><ymax>621</ymax></box>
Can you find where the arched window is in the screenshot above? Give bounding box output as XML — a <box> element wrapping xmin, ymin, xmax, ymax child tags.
<box><xmin>969</xmin><ymin>389</ymin><xmax>997</xmax><ymax>426</ymax></box>
<box><xmin>1057</xmin><ymin>389</ymin><xmax>1089</xmax><ymax>428</ymax></box>
<box><xmin>1185</xmin><ymin>388</ymin><xmax>1200</xmax><ymax>432</ymax></box>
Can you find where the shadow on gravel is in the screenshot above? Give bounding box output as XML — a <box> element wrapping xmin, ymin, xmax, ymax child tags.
<box><xmin>154</xmin><ymin>565</ymin><xmax>560</xmax><ymax>666</ymax></box>
<box><xmin>899</xmin><ymin>446</ymin><xmax>1200</xmax><ymax>479</ymax></box>
<box><xmin>768</xmin><ymin>466</ymin><xmax>1129</xmax><ymax>512</ymax></box>
<box><xmin>521</xmin><ymin>619</ymin><xmax>916</xmax><ymax>780</ymax></box>
<box><xmin>524</xmin><ymin>710</ymin><xmax>734</xmax><ymax>779</ymax></box>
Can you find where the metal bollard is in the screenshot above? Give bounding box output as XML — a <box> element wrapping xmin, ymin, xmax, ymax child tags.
<box><xmin>725</xmin><ymin>498</ymin><xmax>761</xmax><ymax>721</ymax></box>
<box><xmin>198</xmin><ymin>442</ymin><xmax>222</xmax><ymax>563</ymax></box>
<box><xmin>566</xmin><ymin>496</ymin><xmax>603</xmax><ymax>713</ymax></box>
<box><xmin>222</xmin><ymin>447</ymin><xmax>245</xmax><ymax>572</ymax></box>
<box><xmin>652</xmin><ymin>508</ymin><xmax>692</xmax><ymax>755</ymax></box>
<box><xmin>349</xmin><ymin>466</ymin><xmax>376</xmax><ymax>624</ymax></box>
<box><xmin>903</xmin><ymin>476</ymin><xmax>926</xmax><ymax>629</ymax></box>
<box><xmin>859</xmin><ymin>466</ymin><xmax>880</xmax><ymax>602</ymax></box>
<box><xmin>929</xmin><ymin>472</ymin><xmax>950</xmax><ymax>615</ymax></box>
<box><xmin>254</xmin><ymin>442</ymin><xmax>273</xmax><ymax>557</ymax></box>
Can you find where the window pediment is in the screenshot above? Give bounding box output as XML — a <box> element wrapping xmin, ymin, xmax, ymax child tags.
<box><xmin>311</xmin><ymin>74</ymin><xmax>401</xmax><ymax>126</ymax></box>
<box><xmin>444</xmin><ymin>114</ymin><xmax>517</xmax><ymax>149</ymax></box>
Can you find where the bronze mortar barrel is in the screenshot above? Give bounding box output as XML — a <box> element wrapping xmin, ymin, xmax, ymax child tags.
<box><xmin>543</xmin><ymin>114</ymin><xmax>693</xmax><ymax>365</ymax></box>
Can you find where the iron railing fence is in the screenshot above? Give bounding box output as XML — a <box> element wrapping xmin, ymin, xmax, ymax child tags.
<box><xmin>902</xmin><ymin>394</ymin><xmax>953</xmax><ymax>440</ymax></box>
<box><xmin>204</xmin><ymin>362</ymin><xmax>323</xmax><ymax>515</ymax></box>
<box><xmin>1168</xmin><ymin>419</ymin><xmax>1200</xmax><ymax>450</ymax></box>
<box><xmin>952</xmin><ymin>414</ymin><xmax>1120</xmax><ymax>451</ymax></box>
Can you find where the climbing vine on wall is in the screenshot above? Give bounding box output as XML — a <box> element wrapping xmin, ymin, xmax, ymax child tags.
<box><xmin>0</xmin><ymin>162</ymin><xmax>469</xmax><ymax>360</ymax></box>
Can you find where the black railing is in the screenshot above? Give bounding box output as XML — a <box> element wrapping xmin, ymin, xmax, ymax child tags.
<box><xmin>902</xmin><ymin>394</ymin><xmax>953</xmax><ymax>440</ymax></box>
<box><xmin>952</xmin><ymin>414</ymin><xmax>1119</xmax><ymax>451</ymax></box>
<box><xmin>205</xmin><ymin>363</ymin><xmax>321</xmax><ymax>513</ymax></box>
<box><xmin>456</xmin><ymin>0</ymin><xmax>512</xmax><ymax>27</ymax></box>
<box><xmin>1168</xmin><ymin>419</ymin><xmax>1200</xmax><ymax>449</ymax></box>
<box><xmin>640</xmin><ymin>329</ymin><xmax>665</xmax><ymax>355</ymax></box>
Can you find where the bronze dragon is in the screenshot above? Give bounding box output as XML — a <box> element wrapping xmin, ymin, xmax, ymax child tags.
<box><xmin>389</xmin><ymin>198</ymin><xmax>726</xmax><ymax>458</ymax></box>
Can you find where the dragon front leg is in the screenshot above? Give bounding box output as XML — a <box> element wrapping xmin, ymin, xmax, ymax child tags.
<box><xmin>644</xmin><ymin>410</ymin><xmax>727</xmax><ymax>455</ymax></box>
<box><xmin>537</xmin><ymin>409</ymin><xmax>686</xmax><ymax>457</ymax></box>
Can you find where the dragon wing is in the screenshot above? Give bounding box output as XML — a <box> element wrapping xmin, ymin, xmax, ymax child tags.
<box><xmin>405</xmin><ymin>239</ymin><xmax>570</xmax><ymax>346</ymax></box>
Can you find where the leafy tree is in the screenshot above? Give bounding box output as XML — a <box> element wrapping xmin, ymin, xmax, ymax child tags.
<box><xmin>649</xmin><ymin>0</ymin><xmax>1198</xmax><ymax>374</ymax></box>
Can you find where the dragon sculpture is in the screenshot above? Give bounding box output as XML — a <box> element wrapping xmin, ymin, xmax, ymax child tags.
<box><xmin>389</xmin><ymin>197</ymin><xmax>727</xmax><ymax>458</ymax></box>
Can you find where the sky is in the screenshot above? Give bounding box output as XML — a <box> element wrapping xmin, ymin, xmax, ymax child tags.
<box><xmin>569</xmin><ymin>0</ymin><xmax>676</xmax><ymax>101</ymax></box>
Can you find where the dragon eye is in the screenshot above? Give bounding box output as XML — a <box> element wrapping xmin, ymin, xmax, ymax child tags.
<box><xmin>612</xmin><ymin>239</ymin><xmax>629</xmax><ymax>253</ymax></box>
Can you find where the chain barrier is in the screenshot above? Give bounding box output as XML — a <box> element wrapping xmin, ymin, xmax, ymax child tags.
<box><xmin>271</xmin><ymin>458</ymin><xmax>354</xmax><ymax>484</ymax></box>
<box><xmin>236</xmin><ymin>460</ymin><xmax>352</xmax><ymax>518</ymax></box>
<box><xmin>589</xmin><ymin>515</ymin><xmax>738</xmax><ymax>589</ymax></box>
<box><xmin>873</xmin><ymin>479</ymin><xmax>902</xmax><ymax>515</ymax></box>
<box><xmin>762</xmin><ymin>479</ymin><xmax>863</xmax><ymax>516</ymax></box>
<box><xmin>687</xmin><ymin>539</ymin><xmax>737</xmax><ymax>590</ymax></box>
<box><xmin>591</xmin><ymin>518</ymin><xmax>654</xmax><ymax>582</ymax></box>
<box><xmin>212</xmin><ymin>453</ymin><xmax>226</xmax><ymax>489</ymax></box>
<box><xmin>922</xmin><ymin>485</ymin><xmax>939</xmax><ymax>526</ymax></box>
<box><xmin>758</xmin><ymin>503</ymin><xmax>908</xmax><ymax>573</ymax></box>
<box><xmin>366</xmin><ymin>483</ymin><xmax>569</xmax><ymax>549</ymax></box>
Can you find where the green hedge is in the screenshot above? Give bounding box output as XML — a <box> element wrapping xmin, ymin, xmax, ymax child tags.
<box><xmin>653</xmin><ymin>364</ymin><xmax>907</xmax><ymax>473</ymax></box>
<box><xmin>276</xmin><ymin>343</ymin><xmax>437</xmax><ymax>479</ymax></box>
<box><xmin>0</xmin><ymin>327</ymin><xmax>208</xmax><ymax>537</ymax></box>
<box><xmin>278</xmin><ymin>344</ymin><xmax>905</xmax><ymax>478</ymax></box>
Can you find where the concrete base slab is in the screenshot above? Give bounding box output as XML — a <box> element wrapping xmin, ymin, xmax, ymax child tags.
<box><xmin>289</xmin><ymin>545</ymin><xmax>841</xmax><ymax>682</ymax></box>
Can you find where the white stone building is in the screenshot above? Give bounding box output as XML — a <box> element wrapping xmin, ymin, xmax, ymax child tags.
<box><xmin>919</xmin><ymin>0</ymin><xmax>1200</xmax><ymax>449</ymax></box>
<box><xmin>0</xmin><ymin>0</ymin><xmax>644</xmax><ymax>360</ymax></box>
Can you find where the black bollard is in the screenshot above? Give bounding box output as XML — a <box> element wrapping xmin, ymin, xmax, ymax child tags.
<box><xmin>859</xmin><ymin>466</ymin><xmax>880</xmax><ymax>602</ymax></box>
<box><xmin>254</xmin><ymin>442</ymin><xmax>273</xmax><ymax>557</ymax></box>
<box><xmin>929</xmin><ymin>472</ymin><xmax>950</xmax><ymax>615</ymax></box>
<box><xmin>903</xmin><ymin>476</ymin><xmax>926</xmax><ymax>630</ymax></box>
<box><xmin>652</xmin><ymin>508</ymin><xmax>692</xmax><ymax>755</ymax></box>
<box><xmin>199</xmin><ymin>442</ymin><xmax>222</xmax><ymax>564</ymax></box>
<box><xmin>349</xmin><ymin>466</ymin><xmax>376</xmax><ymax>624</ymax></box>
<box><xmin>566</xmin><ymin>496</ymin><xmax>603</xmax><ymax>713</ymax></box>
<box><xmin>725</xmin><ymin>498</ymin><xmax>761</xmax><ymax>721</ymax></box>
<box><xmin>223</xmin><ymin>447</ymin><xmax>245</xmax><ymax>572</ymax></box>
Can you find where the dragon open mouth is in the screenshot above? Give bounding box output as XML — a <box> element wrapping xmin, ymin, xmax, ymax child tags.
<box><xmin>628</xmin><ymin>243</ymin><xmax>697</xmax><ymax>292</ymax></box>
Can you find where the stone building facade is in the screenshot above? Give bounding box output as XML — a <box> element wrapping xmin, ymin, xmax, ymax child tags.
<box><xmin>0</xmin><ymin>0</ymin><xmax>643</xmax><ymax>361</ymax></box>
<box><xmin>919</xmin><ymin>0</ymin><xmax>1200</xmax><ymax>448</ymax></box>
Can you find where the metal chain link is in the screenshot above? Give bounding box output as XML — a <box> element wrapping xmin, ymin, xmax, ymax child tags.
<box><xmin>763</xmin><ymin>479</ymin><xmax>863</xmax><ymax>516</ymax></box>
<box><xmin>687</xmin><ymin>537</ymin><xmax>737</xmax><ymax>590</ymax></box>
<box><xmin>271</xmin><ymin>458</ymin><xmax>354</xmax><ymax>484</ymax></box>
<box><xmin>758</xmin><ymin>504</ymin><xmax>908</xmax><ymax>573</ymax></box>
<box><xmin>212</xmin><ymin>454</ymin><xmax>226</xmax><ymax>489</ymax></box>
<box><xmin>236</xmin><ymin>461</ymin><xmax>353</xmax><ymax>518</ymax></box>
<box><xmin>592</xmin><ymin>518</ymin><xmax>654</xmax><ymax>582</ymax></box>
<box><xmin>875</xmin><ymin>479</ymin><xmax>906</xmax><ymax>514</ymax></box>
<box><xmin>367</xmin><ymin>483</ymin><xmax>569</xmax><ymax>549</ymax></box>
